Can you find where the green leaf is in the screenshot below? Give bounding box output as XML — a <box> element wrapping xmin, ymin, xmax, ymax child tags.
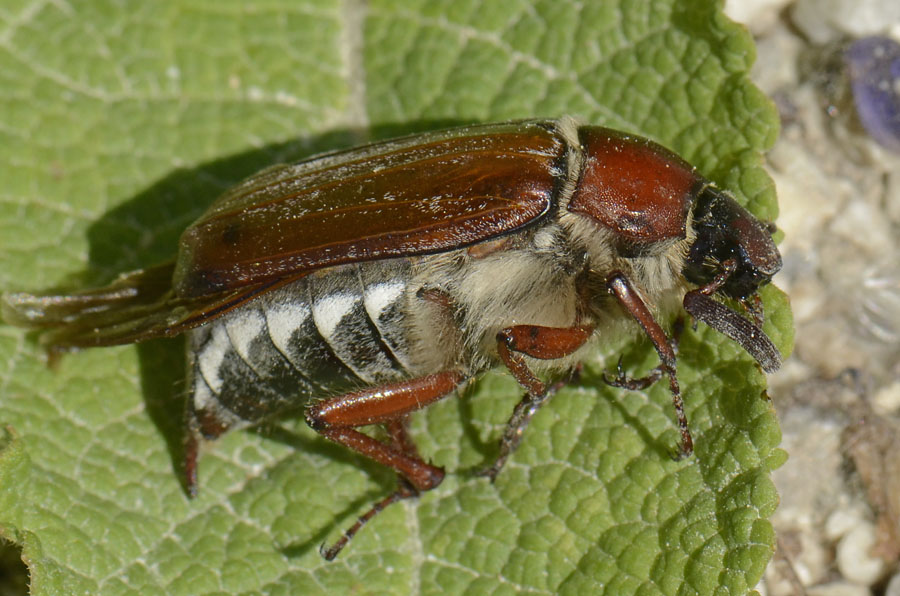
<box><xmin>0</xmin><ymin>1</ymin><xmax>789</xmax><ymax>594</ymax></box>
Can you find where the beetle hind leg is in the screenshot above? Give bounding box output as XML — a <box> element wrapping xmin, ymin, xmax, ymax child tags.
<box><xmin>182</xmin><ymin>397</ymin><xmax>243</xmax><ymax>498</ymax></box>
<box><xmin>306</xmin><ymin>371</ymin><xmax>466</xmax><ymax>559</ymax></box>
<box><xmin>319</xmin><ymin>417</ymin><xmax>421</xmax><ymax>561</ymax></box>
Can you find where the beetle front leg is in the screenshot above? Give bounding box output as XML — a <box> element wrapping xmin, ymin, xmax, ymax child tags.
<box><xmin>305</xmin><ymin>370</ymin><xmax>465</xmax><ymax>559</ymax></box>
<box><xmin>607</xmin><ymin>272</ymin><xmax>693</xmax><ymax>458</ymax></box>
<box><xmin>481</xmin><ymin>324</ymin><xmax>593</xmax><ymax>481</ymax></box>
<box><xmin>603</xmin><ymin>317</ymin><xmax>684</xmax><ymax>390</ymax></box>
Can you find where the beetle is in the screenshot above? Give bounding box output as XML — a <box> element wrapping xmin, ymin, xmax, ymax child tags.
<box><xmin>1</xmin><ymin>117</ymin><xmax>782</xmax><ymax>559</ymax></box>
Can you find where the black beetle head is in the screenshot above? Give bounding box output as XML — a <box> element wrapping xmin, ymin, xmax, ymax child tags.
<box><xmin>683</xmin><ymin>186</ymin><xmax>782</xmax><ymax>300</ymax></box>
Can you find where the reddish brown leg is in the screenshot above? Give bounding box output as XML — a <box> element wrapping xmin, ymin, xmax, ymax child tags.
<box><xmin>744</xmin><ymin>294</ymin><xmax>765</xmax><ymax>329</ymax></box>
<box><xmin>604</xmin><ymin>318</ymin><xmax>684</xmax><ymax>390</ymax></box>
<box><xmin>320</xmin><ymin>478</ymin><xmax>419</xmax><ymax>561</ymax></box>
<box><xmin>607</xmin><ymin>273</ymin><xmax>693</xmax><ymax>458</ymax></box>
<box><xmin>696</xmin><ymin>258</ymin><xmax>737</xmax><ymax>296</ymax></box>
<box><xmin>386</xmin><ymin>416</ymin><xmax>419</xmax><ymax>459</ymax></box>
<box><xmin>319</xmin><ymin>418</ymin><xmax>422</xmax><ymax>561</ymax></box>
<box><xmin>183</xmin><ymin>433</ymin><xmax>200</xmax><ymax>498</ymax></box>
<box><xmin>480</xmin><ymin>324</ymin><xmax>593</xmax><ymax>481</ymax></box>
<box><xmin>183</xmin><ymin>398</ymin><xmax>237</xmax><ymax>498</ymax></box>
<box><xmin>306</xmin><ymin>370</ymin><xmax>466</xmax><ymax>560</ymax></box>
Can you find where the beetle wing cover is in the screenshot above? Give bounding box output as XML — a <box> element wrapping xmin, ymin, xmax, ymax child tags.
<box><xmin>1</xmin><ymin>120</ymin><xmax>566</xmax><ymax>347</ymax></box>
<box><xmin>174</xmin><ymin>120</ymin><xmax>566</xmax><ymax>297</ymax></box>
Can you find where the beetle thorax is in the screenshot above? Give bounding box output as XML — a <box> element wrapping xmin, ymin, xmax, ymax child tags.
<box><xmin>406</xmin><ymin>224</ymin><xmax>587</xmax><ymax>375</ymax></box>
<box><xmin>560</xmin><ymin>208</ymin><xmax>695</xmax><ymax>325</ymax></box>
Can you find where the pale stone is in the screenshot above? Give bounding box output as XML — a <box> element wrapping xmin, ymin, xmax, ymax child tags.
<box><xmin>807</xmin><ymin>581</ymin><xmax>873</xmax><ymax>596</ymax></box>
<box><xmin>884</xmin><ymin>572</ymin><xmax>900</xmax><ymax>596</ymax></box>
<box><xmin>824</xmin><ymin>507</ymin><xmax>868</xmax><ymax>541</ymax></box>
<box><xmin>836</xmin><ymin>522</ymin><xmax>887</xmax><ymax>585</ymax></box>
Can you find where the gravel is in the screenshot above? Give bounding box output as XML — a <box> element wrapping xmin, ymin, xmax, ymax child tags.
<box><xmin>726</xmin><ymin>0</ymin><xmax>900</xmax><ymax>593</ymax></box>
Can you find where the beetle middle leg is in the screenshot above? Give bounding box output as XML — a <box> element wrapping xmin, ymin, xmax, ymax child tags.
<box><xmin>480</xmin><ymin>324</ymin><xmax>593</xmax><ymax>481</ymax></box>
<box><xmin>305</xmin><ymin>370</ymin><xmax>466</xmax><ymax>559</ymax></box>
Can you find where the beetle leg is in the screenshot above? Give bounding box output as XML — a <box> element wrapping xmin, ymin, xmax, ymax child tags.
<box><xmin>480</xmin><ymin>324</ymin><xmax>593</xmax><ymax>481</ymax></box>
<box><xmin>604</xmin><ymin>355</ymin><xmax>665</xmax><ymax>390</ymax></box>
<box><xmin>183</xmin><ymin>431</ymin><xmax>200</xmax><ymax>498</ymax></box>
<box><xmin>743</xmin><ymin>293</ymin><xmax>765</xmax><ymax>329</ymax></box>
<box><xmin>385</xmin><ymin>415</ymin><xmax>419</xmax><ymax>458</ymax></box>
<box><xmin>607</xmin><ymin>273</ymin><xmax>693</xmax><ymax>458</ymax></box>
<box><xmin>319</xmin><ymin>417</ymin><xmax>420</xmax><ymax>561</ymax></box>
<box><xmin>695</xmin><ymin>258</ymin><xmax>737</xmax><ymax>296</ymax></box>
<box><xmin>306</xmin><ymin>371</ymin><xmax>466</xmax><ymax>490</ymax></box>
<box><xmin>320</xmin><ymin>476</ymin><xmax>419</xmax><ymax>561</ymax></box>
<box><xmin>183</xmin><ymin>399</ymin><xmax>237</xmax><ymax>498</ymax></box>
<box><xmin>306</xmin><ymin>370</ymin><xmax>466</xmax><ymax>559</ymax></box>
<box><xmin>603</xmin><ymin>318</ymin><xmax>684</xmax><ymax>389</ymax></box>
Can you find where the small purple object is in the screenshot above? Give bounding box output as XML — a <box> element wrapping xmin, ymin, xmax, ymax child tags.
<box><xmin>845</xmin><ymin>36</ymin><xmax>900</xmax><ymax>153</ymax></box>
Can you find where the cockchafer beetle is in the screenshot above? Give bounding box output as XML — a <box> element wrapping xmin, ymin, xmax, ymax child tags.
<box><xmin>1</xmin><ymin>117</ymin><xmax>783</xmax><ymax>559</ymax></box>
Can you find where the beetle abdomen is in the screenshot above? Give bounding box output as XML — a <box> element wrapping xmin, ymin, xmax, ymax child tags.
<box><xmin>188</xmin><ymin>261</ymin><xmax>415</xmax><ymax>435</ymax></box>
